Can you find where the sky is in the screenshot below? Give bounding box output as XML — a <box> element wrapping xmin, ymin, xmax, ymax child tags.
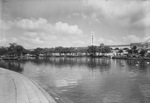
<box><xmin>0</xmin><ymin>0</ymin><xmax>150</xmax><ymax>49</ymax></box>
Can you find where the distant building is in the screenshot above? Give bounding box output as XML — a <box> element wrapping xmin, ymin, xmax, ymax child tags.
<box><xmin>130</xmin><ymin>42</ymin><xmax>150</xmax><ymax>50</ymax></box>
<box><xmin>130</xmin><ymin>43</ymin><xmax>141</xmax><ymax>49</ymax></box>
<box><xmin>142</xmin><ymin>42</ymin><xmax>150</xmax><ymax>50</ymax></box>
<box><xmin>100</xmin><ymin>43</ymin><xmax>104</xmax><ymax>47</ymax></box>
<box><xmin>27</xmin><ymin>49</ymin><xmax>34</xmax><ymax>51</ymax></box>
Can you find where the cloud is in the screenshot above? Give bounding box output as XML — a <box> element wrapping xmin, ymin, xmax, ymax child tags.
<box><xmin>83</xmin><ymin>0</ymin><xmax>147</xmax><ymax>17</ymax></box>
<box><xmin>16</xmin><ymin>18</ymin><xmax>48</xmax><ymax>29</ymax></box>
<box><xmin>24</xmin><ymin>32</ymin><xmax>38</xmax><ymax>38</ymax></box>
<box><xmin>72</xmin><ymin>12</ymin><xmax>80</xmax><ymax>16</ymax></box>
<box><xmin>0</xmin><ymin>20</ymin><xmax>11</xmax><ymax>30</ymax></box>
<box><xmin>122</xmin><ymin>34</ymin><xmax>150</xmax><ymax>44</ymax></box>
<box><xmin>72</xmin><ymin>40</ymin><xmax>86</xmax><ymax>46</ymax></box>
<box><xmin>83</xmin><ymin>0</ymin><xmax>150</xmax><ymax>27</ymax></box>
<box><xmin>55</xmin><ymin>21</ymin><xmax>83</xmax><ymax>35</ymax></box>
<box><xmin>96</xmin><ymin>34</ymin><xmax>150</xmax><ymax>46</ymax></box>
<box><xmin>134</xmin><ymin>13</ymin><xmax>150</xmax><ymax>26</ymax></box>
<box><xmin>1</xmin><ymin>18</ymin><xmax>84</xmax><ymax>48</ymax></box>
<box><xmin>122</xmin><ymin>35</ymin><xmax>141</xmax><ymax>43</ymax></box>
<box><xmin>8</xmin><ymin>18</ymin><xmax>83</xmax><ymax>35</ymax></box>
<box><xmin>1</xmin><ymin>1</ymin><xmax>149</xmax><ymax>48</ymax></box>
<box><xmin>97</xmin><ymin>37</ymin><xmax>119</xmax><ymax>45</ymax></box>
<box><xmin>81</xmin><ymin>13</ymin><xmax>88</xmax><ymax>19</ymax></box>
<box><xmin>9</xmin><ymin>18</ymin><xmax>53</xmax><ymax>32</ymax></box>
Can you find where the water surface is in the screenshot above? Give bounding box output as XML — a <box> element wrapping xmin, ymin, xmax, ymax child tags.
<box><xmin>0</xmin><ymin>57</ymin><xmax>150</xmax><ymax>103</ymax></box>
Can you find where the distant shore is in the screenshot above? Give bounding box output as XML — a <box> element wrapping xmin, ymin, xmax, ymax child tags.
<box><xmin>1</xmin><ymin>55</ymin><xmax>150</xmax><ymax>61</ymax></box>
<box><xmin>112</xmin><ymin>55</ymin><xmax>150</xmax><ymax>60</ymax></box>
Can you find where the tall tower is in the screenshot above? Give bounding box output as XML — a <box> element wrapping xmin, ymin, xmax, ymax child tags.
<box><xmin>91</xmin><ymin>30</ymin><xmax>95</xmax><ymax>46</ymax></box>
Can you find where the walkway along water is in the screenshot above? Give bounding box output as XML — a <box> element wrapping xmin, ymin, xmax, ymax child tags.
<box><xmin>0</xmin><ymin>67</ymin><xmax>57</xmax><ymax>103</ymax></box>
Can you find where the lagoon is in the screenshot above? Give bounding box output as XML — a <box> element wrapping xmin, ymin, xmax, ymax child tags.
<box><xmin>0</xmin><ymin>57</ymin><xmax>150</xmax><ymax>103</ymax></box>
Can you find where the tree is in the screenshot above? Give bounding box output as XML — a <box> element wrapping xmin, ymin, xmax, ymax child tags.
<box><xmin>118</xmin><ymin>49</ymin><xmax>123</xmax><ymax>54</ymax></box>
<box><xmin>54</xmin><ymin>46</ymin><xmax>64</xmax><ymax>56</ymax></box>
<box><xmin>8</xmin><ymin>43</ymin><xmax>17</xmax><ymax>56</ymax></box>
<box><xmin>123</xmin><ymin>48</ymin><xmax>129</xmax><ymax>50</ymax></box>
<box><xmin>131</xmin><ymin>46</ymin><xmax>139</xmax><ymax>57</ymax></box>
<box><xmin>139</xmin><ymin>49</ymin><xmax>147</xmax><ymax>57</ymax></box>
<box><xmin>69</xmin><ymin>47</ymin><xmax>76</xmax><ymax>54</ymax></box>
<box><xmin>87</xmin><ymin>46</ymin><xmax>97</xmax><ymax>56</ymax></box>
<box><xmin>48</xmin><ymin>48</ymin><xmax>55</xmax><ymax>55</ymax></box>
<box><xmin>132</xmin><ymin>46</ymin><xmax>138</xmax><ymax>54</ymax></box>
<box><xmin>33</xmin><ymin>48</ymin><xmax>43</xmax><ymax>56</ymax></box>
<box><xmin>123</xmin><ymin>48</ymin><xmax>129</xmax><ymax>52</ymax></box>
<box><xmin>41</xmin><ymin>48</ymin><xmax>54</xmax><ymax>56</ymax></box>
<box><xmin>132</xmin><ymin>46</ymin><xmax>137</xmax><ymax>50</ymax></box>
<box><xmin>16</xmin><ymin>45</ymin><xmax>25</xmax><ymax>56</ymax></box>
<box><xmin>76</xmin><ymin>47</ymin><xmax>87</xmax><ymax>56</ymax></box>
<box><xmin>0</xmin><ymin>46</ymin><xmax>8</xmax><ymax>56</ymax></box>
<box><xmin>114</xmin><ymin>47</ymin><xmax>119</xmax><ymax>50</ymax></box>
<box><xmin>103</xmin><ymin>46</ymin><xmax>111</xmax><ymax>54</ymax></box>
<box><xmin>127</xmin><ymin>49</ymin><xmax>132</xmax><ymax>57</ymax></box>
<box><xmin>96</xmin><ymin>46</ymin><xmax>102</xmax><ymax>56</ymax></box>
<box><xmin>7</xmin><ymin>43</ymin><xmax>26</xmax><ymax>57</ymax></box>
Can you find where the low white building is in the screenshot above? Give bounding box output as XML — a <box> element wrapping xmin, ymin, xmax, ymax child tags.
<box><xmin>130</xmin><ymin>42</ymin><xmax>150</xmax><ymax>50</ymax></box>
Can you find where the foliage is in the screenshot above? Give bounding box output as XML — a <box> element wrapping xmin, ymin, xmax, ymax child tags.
<box><xmin>0</xmin><ymin>43</ymin><xmax>26</xmax><ymax>57</ymax></box>
<box><xmin>87</xmin><ymin>46</ymin><xmax>97</xmax><ymax>56</ymax></box>
<box><xmin>132</xmin><ymin>46</ymin><xmax>137</xmax><ymax>50</ymax></box>
<box><xmin>128</xmin><ymin>49</ymin><xmax>132</xmax><ymax>54</ymax></box>
<box><xmin>139</xmin><ymin>49</ymin><xmax>147</xmax><ymax>57</ymax></box>
<box><xmin>0</xmin><ymin>46</ymin><xmax>8</xmax><ymax>56</ymax></box>
<box><xmin>8</xmin><ymin>43</ymin><xmax>26</xmax><ymax>56</ymax></box>
<box><xmin>118</xmin><ymin>49</ymin><xmax>123</xmax><ymax>53</ymax></box>
<box><xmin>33</xmin><ymin>48</ymin><xmax>43</xmax><ymax>56</ymax></box>
<box><xmin>87</xmin><ymin>45</ymin><xmax>111</xmax><ymax>56</ymax></box>
<box><xmin>0</xmin><ymin>42</ymin><xmax>149</xmax><ymax>58</ymax></box>
<box><xmin>146</xmin><ymin>53</ymin><xmax>150</xmax><ymax>57</ymax></box>
<box><xmin>114</xmin><ymin>48</ymin><xmax>119</xmax><ymax>50</ymax></box>
<box><xmin>54</xmin><ymin>46</ymin><xmax>63</xmax><ymax>55</ymax></box>
<box><xmin>103</xmin><ymin>46</ymin><xmax>111</xmax><ymax>53</ymax></box>
<box><xmin>123</xmin><ymin>48</ymin><xmax>129</xmax><ymax>50</ymax></box>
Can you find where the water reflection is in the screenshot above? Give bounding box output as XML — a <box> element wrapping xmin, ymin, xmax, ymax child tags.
<box><xmin>0</xmin><ymin>58</ymin><xmax>150</xmax><ymax>103</ymax></box>
<box><xmin>0</xmin><ymin>60</ymin><xmax>24</xmax><ymax>73</ymax></box>
<box><xmin>126</xmin><ymin>60</ymin><xmax>149</xmax><ymax>69</ymax></box>
<box><xmin>8</xmin><ymin>57</ymin><xmax>111</xmax><ymax>72</ymax></box>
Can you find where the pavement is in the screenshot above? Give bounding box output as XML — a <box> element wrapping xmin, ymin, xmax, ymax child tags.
<box><xmin>0</xmin><ymin>67</ymin><xmax>57</xmax><ymax>103</ymax></box>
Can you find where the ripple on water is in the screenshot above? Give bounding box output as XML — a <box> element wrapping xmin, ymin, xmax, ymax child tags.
<box><xmin>103</xmin><ymin>91</ymin><xmax>122</xmax><ymax>103</ymax></box>
<box><xmin>139</xmin><ymin>84</ymin><xmax>150</xmax><ymax>98</ymax></box>
<box><xmin>129</xmin><ymin>72</ymin><xmax>137</xmax><ymax>78</ymax></box>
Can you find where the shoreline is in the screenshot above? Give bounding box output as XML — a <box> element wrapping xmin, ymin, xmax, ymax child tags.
<box><xmin>1</xmin><ymin>55</ymin><xmax>150</xmax><ymax>61</ymax></box>
<box><xmin>0</xmin><ymin>67</ymin><xmax>58</xmax><ymax>103</ymax></box>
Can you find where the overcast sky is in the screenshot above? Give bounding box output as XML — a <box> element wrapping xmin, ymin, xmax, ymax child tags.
<box><xmin>0</xmin><ymin>0</ymin><xmax>150</xmax><ymax>49</ymax></box>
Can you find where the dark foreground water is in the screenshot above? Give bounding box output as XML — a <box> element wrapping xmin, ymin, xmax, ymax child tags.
<box><xmin>0</xmin><ymin>57</ymin><xmax>150</xmax><ymax>103</ymax></box>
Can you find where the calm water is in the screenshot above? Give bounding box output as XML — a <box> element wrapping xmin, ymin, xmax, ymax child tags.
<box><xmin>0</xmin><ymin>57</ymin><xmax>150</xmax><ymax>103</ymax></box>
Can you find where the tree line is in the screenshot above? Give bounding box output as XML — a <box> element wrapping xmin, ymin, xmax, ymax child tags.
<box><xmin>0</xmin><ymin>43</ymin><xmax>112</xmax><ymax>57</ymax></box>
<box><xmin>0</xmin><ymin>43</ymin><xmax>149</xmax><ymax>58</ymax></box>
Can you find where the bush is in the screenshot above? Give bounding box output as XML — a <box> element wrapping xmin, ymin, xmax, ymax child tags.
<box><xmin>146</xmin><ymin>53</ymin><xmax>150</xmax><ymax>57</ymax></box>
